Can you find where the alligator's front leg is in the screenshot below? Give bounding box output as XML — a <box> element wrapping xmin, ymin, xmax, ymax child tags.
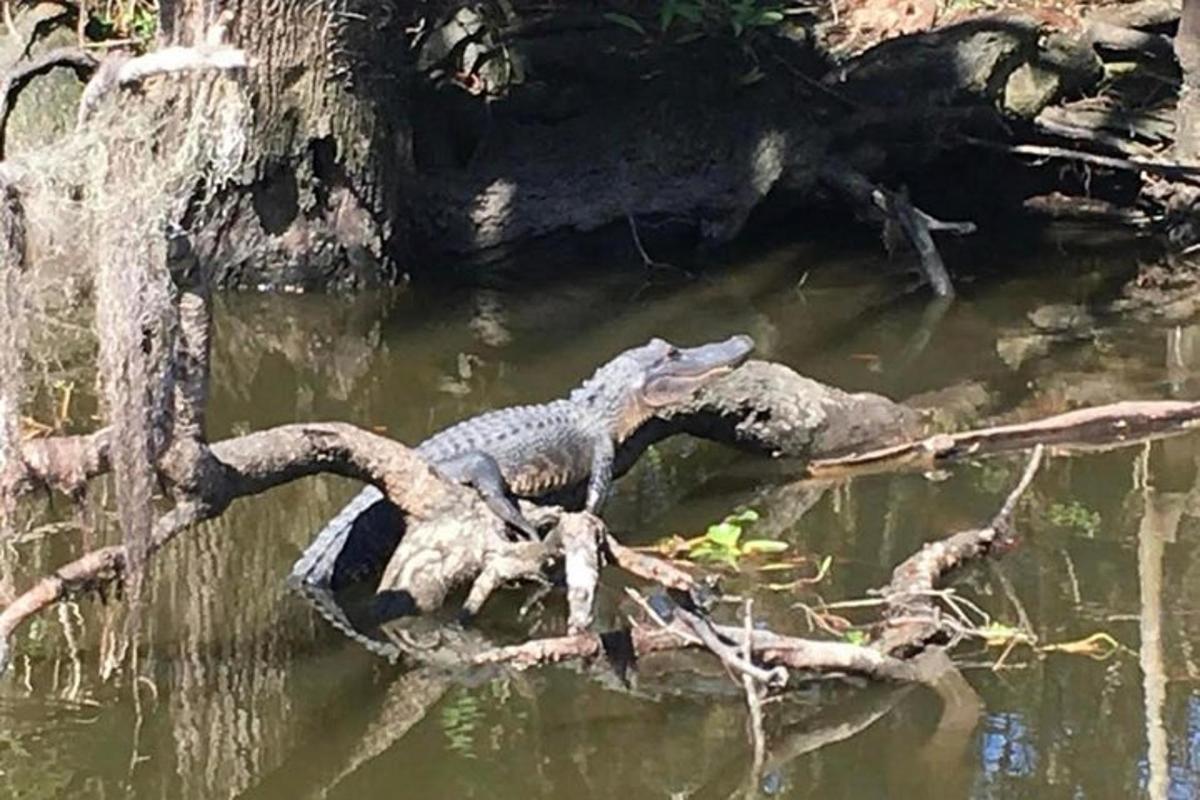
<box><xmin>436</xmin><ymin>452</ymin><xmax>541</xmax><ymax>540</ymax></box>
<box><xmin>585</xmin><ymin>437</ymin><xmax>615</xmax><ymax>512</ymax></box>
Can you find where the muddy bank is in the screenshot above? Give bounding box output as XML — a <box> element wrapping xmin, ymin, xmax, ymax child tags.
<box><xmin>0</xmin><ymin>0</ymin><xmax>1191</xmax><ymax>290</ymax></box>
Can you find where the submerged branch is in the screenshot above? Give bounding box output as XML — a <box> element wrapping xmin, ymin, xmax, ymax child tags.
<box><xmin>874</xmin><ymin>446</ymin><xmax>1044</xmax><ymax>656</ymax></box>
<box><xmin>470</xmin><ymin>618</ymin><xmax>919</xmax><ymax>682</ymax></box>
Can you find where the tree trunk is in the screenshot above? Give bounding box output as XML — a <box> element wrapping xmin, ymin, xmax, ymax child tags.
<box><xmin>154</xmin><ymin>0</ymin><xmax>415</xmax><ymax>289</ymax></box>
<box><xmin>1176</xmin><ymin>0</ymin><xmax>1200</xmax><ymax>165</ymax></box>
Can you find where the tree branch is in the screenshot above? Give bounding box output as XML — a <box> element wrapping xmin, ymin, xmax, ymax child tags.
<box><xmin>808</xmin><ymin>398</ymin><xmax>1200</xmax><ymax>478</ymax></box>
<box><xmin>873</xmin><ymin>445</ymin><xmax>1043</xmax><ymax>656</ymax></box>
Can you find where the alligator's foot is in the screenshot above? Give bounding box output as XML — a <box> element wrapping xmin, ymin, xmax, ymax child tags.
<box><xmin>436</xmin><ymin>451</ymin><xmax>542</xmax><ymax>541</ymax></box>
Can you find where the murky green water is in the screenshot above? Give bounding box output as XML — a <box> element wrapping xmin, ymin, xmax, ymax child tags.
<box><xmin>5</xmin><ymin>235</ymin><xmax>1200</xmax><ymax>799</ymax></box>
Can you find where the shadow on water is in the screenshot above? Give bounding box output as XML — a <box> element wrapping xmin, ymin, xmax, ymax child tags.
<box><xmin>6</xmin><ymin>230</ymin><xmax>1200</xmax><ymax>799</ymax></box>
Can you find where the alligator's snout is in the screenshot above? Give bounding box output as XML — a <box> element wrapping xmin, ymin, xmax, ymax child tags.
<box><xmin>642</xmin><ymin>334</ymin><xmax>754</xmax><ymax>407</ymax></box>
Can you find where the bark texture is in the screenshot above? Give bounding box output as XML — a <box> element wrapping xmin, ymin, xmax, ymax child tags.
<box><xmin>141</xmin><ymin>1</ymin><xmax>413</xmax><ymax>288</ymax></box>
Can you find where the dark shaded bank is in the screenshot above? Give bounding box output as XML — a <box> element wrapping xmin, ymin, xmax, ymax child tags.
<box><xmin>3</xmin><ymin>0</ymin><xmax>1189</xmax><ymax>290</ymax></box>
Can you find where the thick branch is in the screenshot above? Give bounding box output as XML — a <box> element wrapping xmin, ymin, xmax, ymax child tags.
<box><xmin>1</xmin><ymin>357</ymin><xmax>923</xmax><ymax>671</ymax></box>
<box><xmin>0</xmin><ymin>422</ymin><xmax>497</xmax><ymax>668</ymax></box>
<box><xmin>9</xmin><ymin>428</ymin><xmax>112</xmax><ymax>497</ymax></box>
<box><xmin>808</xmin><ymin>398</ymin><xmax>1200</xmax><ymax>478</ymax></box>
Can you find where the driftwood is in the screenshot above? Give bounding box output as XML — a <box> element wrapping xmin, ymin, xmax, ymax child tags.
<box><xmin>282</xmin><ymin>444</ymin><xmax>1037</xmax><ymax>793</ymax></box>
<box><xmin>461</xmin><ymin>448</ymin><xmax>1042</xmax><ymax>679</ymax></box>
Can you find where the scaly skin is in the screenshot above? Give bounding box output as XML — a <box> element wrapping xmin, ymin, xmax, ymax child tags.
<box><xmin>291</xmin><ymin>335</ymin><xmax>755</xmax><ymax>590</ymax></box>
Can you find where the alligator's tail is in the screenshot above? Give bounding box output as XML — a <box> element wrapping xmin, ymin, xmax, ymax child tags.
<box><xmin>288</xmin><ymin>578</ymin><xmax>405</xmax><ymax>660</ymax></box>
<box><xmin>289</xmin><ymin>485</ymin><xmax>405</xmax><ymax>590</ymax></box>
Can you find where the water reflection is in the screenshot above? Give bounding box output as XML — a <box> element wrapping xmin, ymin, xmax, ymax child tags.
<box><xmin>5</xmin><ymin>237</ymin><xmax>1200</xmax><ymax>797</ymax></box>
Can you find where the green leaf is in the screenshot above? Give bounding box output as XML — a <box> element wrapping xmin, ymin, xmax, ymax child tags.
<box><xmin>756</xmin><ymin>9</ymin><xmax>785</xmax><ymax>24</ymax></box>
<box><xmin>689</xmin><ymin>543</ymin><xmax>739</xmax><ymax>566</ymax></box>
<box><xmin>843</xmin><ymin>630</ymin><xmax>868</xmax><ymax>645</ymax></box>
<box><xmin>727</xmin><ymin>509</ymin><xmax>760</xmax><ymax>524</ymax></box>
<box><xmin>704</xmin><ymin>521</ymin><xmax>743</xmax><ymax>549</ymax></box>
<box><xmin>740</xmin><ymin>539</ymin><xmax>788</xmax><ymax>554</ymax></box>
<box><xmin>603</xmin><ymin>12</ymin><xmax>647</xmax><ymax>36</ymax></box>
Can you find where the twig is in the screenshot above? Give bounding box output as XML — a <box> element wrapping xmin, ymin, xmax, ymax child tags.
<box><xmin>605</xmin><ymin>534</ymin><xmax>698</xmax><ymax>593</ymax></box>
<box><xmin>624</xmin><ymin>587</ymin><xmax>701</xmax><ymax>644</ymax></box>
<box><xmin>625</xmin><ymin>212</ymin><xmax>670</xmax><ymax>271</ymax></box>
<box><xmin>674</xmin><ymin>604</ymin><xmax>788</xmax><ymax>689</ymax></box>
<box><xmin>742</xmin><ymin>598</ymin><xmax>766</xmax><ymax>778</ymax></box>
<box><xmin>2</xmin><ymin>1</ymin><xmax>17</xmax><ymax>40</ymax></box>
<box><xmin>818</xmin><ymin>161</ymin><xmax>964</xmax><ymax>298</ymax></box>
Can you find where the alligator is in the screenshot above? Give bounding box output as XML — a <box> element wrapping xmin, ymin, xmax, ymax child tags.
<box><xmin>290</xmin><ymin>334</ymin><xmax>755</xmax><ymax>592</ymax></box>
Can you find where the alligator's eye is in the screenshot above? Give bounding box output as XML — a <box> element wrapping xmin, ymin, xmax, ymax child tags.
<box><xmin>666</xmin><ymin>347</ymin><xmax>681</xmax><ymax>361</ymax></box>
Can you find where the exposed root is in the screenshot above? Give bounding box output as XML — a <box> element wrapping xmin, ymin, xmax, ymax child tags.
<box><xmin>77</xmin><ymin>45</ymin><xmax>249</xmax><ymax>126</ymax></box>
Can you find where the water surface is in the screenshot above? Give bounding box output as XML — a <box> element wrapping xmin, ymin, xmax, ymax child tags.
<box><xmin>4</xmin><ymin>235</ymin><xmax>1200</xmax><ymax>799</ymax></box>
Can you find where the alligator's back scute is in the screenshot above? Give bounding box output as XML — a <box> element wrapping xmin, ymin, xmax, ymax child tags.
<box><xmin>418</xmin><ymin>400</ymin><xmax>595</xmax><ymax>496</ymax></box>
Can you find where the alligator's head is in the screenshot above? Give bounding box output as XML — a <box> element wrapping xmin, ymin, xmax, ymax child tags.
<box><xmin>571</xmin><ymin>334</ymin><xmax>755</xmax><ymax>439</ymax></box>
